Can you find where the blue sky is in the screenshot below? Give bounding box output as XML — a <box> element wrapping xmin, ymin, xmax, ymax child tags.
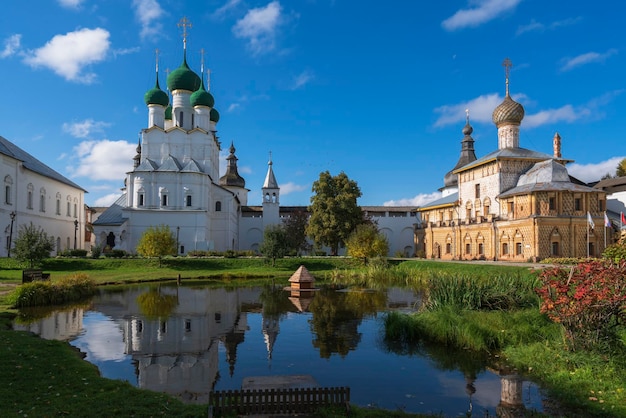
<box><xmin>1</xmin><ymin>0</ymin><xmax>624</xmax><ymax>208</ymax></box>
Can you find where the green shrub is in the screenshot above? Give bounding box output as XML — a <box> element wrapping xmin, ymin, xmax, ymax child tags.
<box><xmin>187</xmin><ymin>250</ymin><xmax>207</xmax><ymax>257</ymax></box>
<box><xmin>90</xmin><ymin>245</ymin><xmax>102</xmax><ymax>259</ymax></box>
<box><xmin>540</xmin><ymin>256</ymin><xmax>590</xmax><ymax>265</ymax></box>
<box><xmin>223</xmin><ymin>249</ymin><xmax>237</xmax><ymax>258</ymax></box>
<box><xmin>105</xmin><ymin>249</ymin><xmax>127</xmax><ymax>258</ymax></box>
<box><xmin>602</xmin><ymin>243</ymin><xmax>626</xmax><ymax>263</ymax></box>
<box><xmin>9</xmin><ymin>273</ymin><xmax>97</xmax><ymax>308</ymax></box>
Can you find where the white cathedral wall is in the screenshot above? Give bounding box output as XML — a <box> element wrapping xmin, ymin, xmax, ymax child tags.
<box><xmin>140</xmin><ymin>129</ymin><xmax>218</xmax><ymax>178</ymax></box>
<box><xmin>121</xmin><ymin>210</ymin><xmax>210</xmax><ymax>254</ymax></box>
<box><xmin>2</xmin><ymin>155</ymin><xmax>85</xmax><ymax>256</ymax></box>
<box><xmin>373</xmin><ymin>212</ymin><xmax>417</xmax><ymax>257</ymax></box>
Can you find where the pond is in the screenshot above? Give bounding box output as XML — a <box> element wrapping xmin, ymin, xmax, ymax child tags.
<box><xmin>14</xmin><ymin>283</ymin><xmax>547</xmax><ymax>416</ymax></box>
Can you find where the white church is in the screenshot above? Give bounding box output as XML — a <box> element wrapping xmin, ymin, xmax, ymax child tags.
<box><xmin>92</xmin><ymin>32</ymin><xmax>417</xmax><ymax>257</ymax></box>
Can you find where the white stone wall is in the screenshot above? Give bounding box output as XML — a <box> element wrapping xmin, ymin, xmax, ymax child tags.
<box><xmin>1</xmin><ymin>154</ymin><xmax>85</xmax><ymax>256</ymax></box>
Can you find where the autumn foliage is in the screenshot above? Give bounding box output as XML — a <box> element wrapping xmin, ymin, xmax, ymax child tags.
<box><xmin>536</xmin><ymin>260</ymin><xmax>626</xmax><ymax>349</ymax></box>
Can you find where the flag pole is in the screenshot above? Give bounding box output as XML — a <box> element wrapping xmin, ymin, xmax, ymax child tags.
<box><xmin>587</xmin><ymin>223</ymin><xmax>589</xmax><ymax>258</ymax></box>
<box><xmin>604</xmin><ymin>211</ymin><xmax>608</xmax><ymax>249</ymax></box>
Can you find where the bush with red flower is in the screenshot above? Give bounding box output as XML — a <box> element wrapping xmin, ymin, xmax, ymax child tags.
<box><xmin>536</xmin><ymin>259</ymin><xmax>626</xmax><ymax>350</ymax></box>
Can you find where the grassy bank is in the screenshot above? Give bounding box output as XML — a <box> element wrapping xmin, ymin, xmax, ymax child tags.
<box><xmin>380</xmin><ymin>268</ymin><xmax>626</xmax><ymax>417</ymax></box>
<box><xmin>0</xmin><ymin>256</ymin><xmax>357</xmax><ymax>284</ymax></box>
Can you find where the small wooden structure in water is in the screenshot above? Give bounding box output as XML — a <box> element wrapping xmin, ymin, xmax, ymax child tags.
<box><xmin>285</xmin><ymin>265</ymin><xmax>317</xmax><ymax>297</ymax></box>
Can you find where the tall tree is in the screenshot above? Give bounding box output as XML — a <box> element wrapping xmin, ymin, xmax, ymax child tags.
<box><xmin>13</xmin><ymin>222</ymin><xmax>55</xmax><ymax>269</ymax></box>
<box><xmin>307</xmin><ymin>171</ymin><xmax>363</xmax><ymax>255</ymax></box>
<box><xmin>346</xmin><ymin>223</ymin><xmax>389</xmax><ymax>264</ymax></box>
<box><xmin>617</xmin><ymin>158</ymin><xmax>626</xmax><ymax>177</ymax></box>
<box><xmin>282</xmin><ymin>210</ymin><xmax>311</xmax><ymax>255</ymax></box>
<box><xmin>136</xmin><ymin>225</ymin><xmax>177</xmax><ymax>267</ymax></box>
<box><xmin>259</xmin><ymin>224</ymin><xmax>289</xmax><ymax>266</ymax></box>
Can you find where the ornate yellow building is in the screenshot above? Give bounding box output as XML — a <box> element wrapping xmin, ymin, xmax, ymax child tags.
<box><xmin>415</xmin><ymin>61</ymin><xmax>608</xmax><ymax>261</ymax></box>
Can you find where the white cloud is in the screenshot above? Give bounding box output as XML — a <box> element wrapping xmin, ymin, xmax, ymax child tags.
<box><xmin>23</xmin><ymin>28</ymin><xmax>110</xmax><ymax>83</ymax></box>
<box><xmin>228</xmin><ymin>103</ymin><xmax>241</xmax><ymax>112</ymax></box>
<box><xmin>515</xmin><ymin>19</ymin><xmax>544</xmax><ymax>35</ymax></box>
<box><xmin>112</xmin><ymin>47</ymin><xmax>140</xmax><ymax>58</ymax></box>
<box><xmin>233</xmin><ymin>1</ymin><xmax>282</xmax><ymax>55</ymax></box>
<box><xmin>69</xmin><ymin>139</ymin><xmax>135</xmax><ymax>181</ymax></box>
<box><xmin>523</xmin><ymin>105</ymin><xmax>590</xmax><ymax>128</ymax></box>
<box><xmin>1</xmin><ymin>34</ymin><xmax>22</xmax><ymax>58</ymax></box>
<box><xmin>292</xmin><ymin>70</ymin><xmax>314</xmax><ymax>90</ymax></box>
<box><xmin>567</xmin><ymin>157</ymin><xmax>625</xmax><ymax>183</ymax></box>
<box><xmin>132</xmin><ymin>0</ymin><xmax>164</xmax><ymax>41</ymax></box>
<box><xmin>442</xmin><ymin>0</ymin><xmax>522</xmax><ymax>31</ymax></box>
<box><xmin>433</xmin><ymin>93</ymin><xmax>503</xmax><ymax>127</ymax></box>
<box><xmin>560</xmin><ymin>49</ymin><xmax>618</xmax><ymax>72</ymax></box>
<box><xmin>212</xmin><ymin>0</ymin><xmax>242</xmax><ymax>20</ymax></box>
<box><xmin>384</xmin><ymin>192</ymin><xmax>442</xmax><ymax>207</ymax></box>
<box><xmin>58</xmin><ymin>0</ymin><xmax>83</xmax><ymax>8</ymax></box>
<box><xmin>93</xmin><ymin>193</ymin><xmax>123</xmax><ymax>207</ymax></box>
<box><xmin>434</xmin><ymin>92</ymin><xmax>602</xmax><ymax>129</ymax></box>
<box><xmin>62</xmin><ymin>119</ymin><xmax>111</xmax><ymax>138</ymax></box>
<box><xmin>280</xmin><ymin>182</ymin><xmax>308</xmax><ymax>195</ymax></box>
<box><xmin>516</xmin><ymin>17</ymin><xmax>581</xmax><ymax>36</ymax></box>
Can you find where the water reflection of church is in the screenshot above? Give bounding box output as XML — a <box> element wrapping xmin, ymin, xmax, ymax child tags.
<box><xmin>14</xmin><ymin>285</ymin><xmax>533</xmax><ymax>413</ymax></box>
<box><xmin>92</xmin><ymin>286</ymin><xmax>262</xmax><ymax>403</ymax></box>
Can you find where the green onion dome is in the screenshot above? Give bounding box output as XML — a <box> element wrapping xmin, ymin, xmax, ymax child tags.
<box><xmin>167</xmin><ymin>55</ymin><xmax>201</xmax><ymax>92</ymax></box>
<box><xmin>190</xmin><ymin>78</ymin><xmax>215</xmax><ymax>108</ymax></box>
<box><xmin>165</xmin><ymin>105</ymin><xmax>172</xmax><ymax>120</ymax></box>
<box><xmin>210</xmin><ymin>107</ymin><xmax>220</xmax><ymax>123</ymax></box>
<box><xmin>144</xmin><ymin>78</ymin><xmax>169</xmax><ymax>107</ymax></box>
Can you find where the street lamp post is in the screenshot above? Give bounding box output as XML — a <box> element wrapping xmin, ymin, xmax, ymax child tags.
<box><xmin>74</xmin><ymin>219</ymin><xmax>78</xmax><ymax>250</ymax></box>
<box><xmin>8</xmin><ymin>211</ymin><xmax>16</xmax><ymax>257</ymax></box>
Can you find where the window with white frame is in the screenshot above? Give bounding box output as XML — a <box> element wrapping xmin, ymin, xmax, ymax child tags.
<box><xmin>39</xmin><ymin>188</ymin><xmax>46</xmax><ymax>212</ymax></box>
<box><xmin>4</xmin><ymin>175</ymin><xmax>12</xmax><ymax>205</ymax></box>
<box><xmin>27</xmin><ymin>184</ymin><xmax>34</xmax><ymax>209</ymax></box>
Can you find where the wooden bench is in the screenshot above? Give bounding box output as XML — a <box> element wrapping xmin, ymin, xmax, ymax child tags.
<box><xmin>208</xmin><ymin>386</ymin><xmax>350</xmax><ymax>417</ymax></box>
<box><xmin>22</xmin><ymin>270</ymin><xmax>50</xmax><ymax>283</ymax></box>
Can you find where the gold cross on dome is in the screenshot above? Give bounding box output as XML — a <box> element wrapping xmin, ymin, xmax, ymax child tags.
<box><xmin>178</xmin><ymin>17</ymin><xmax>192</xmax><ymax>48</ymax></box>
<box><xmin>502</xmin><ymin>57</ymin><xmax>512</xmax><ymax>95</ymax></box>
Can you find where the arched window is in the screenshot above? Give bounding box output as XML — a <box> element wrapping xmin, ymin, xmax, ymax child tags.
<box><xmin>186</xmin><ymin>195</ymin><xmax>192</xmax><ymax>207</ymax></box>
<box><xmin>483</xmin><ymin>198</ymin><xmax>491</xmax><ymax>218</ymax></box>
<box><xmin>137</xmin><ymin>188</ymin><xmax>145</xmax><ymax>207</ymax></box>
<box><xmin>56</xmin><ymin>193</ymin><xmax>62</xmax><ymax>215</ymax></box>
<box><xmin>27</xmin><ymin>184</ymin><xmax>34</xmax><ymax>209</ymax></box>
<box><xmin>4</xmin><ymin>175</ymin><xmax>12</xmax><ymax>205</ymax></box>
<box><xmin>550</xmin><ymin>228</ymin><xmax>561</xmax><ymax>256</ymax></box>
<box><xmin>215</xmin><ymin>201</ymin><xmax>222</xmax><ymax>212</ymax></box>
<box><xmin>160</xmin><ymin>188</ymin><xmax>169</xmax><ymax>207</ymax></box>
<box><xmin>465</xmin><ymin>201</ymin><xmax>472</xmax><ymax>222</ymax></box>
<box><xmin>514</xmin><ymin>230</ymin><xmax>524</xmax><ymax>256</ymax></box>
<box><xmin>39</xmin><ymin>188</ymin><xmax>46</xmax><ymax>212</ymax></box>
